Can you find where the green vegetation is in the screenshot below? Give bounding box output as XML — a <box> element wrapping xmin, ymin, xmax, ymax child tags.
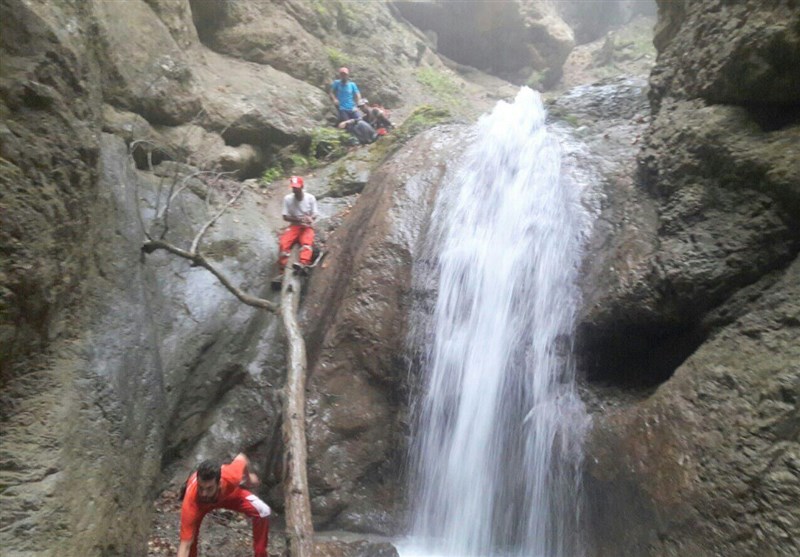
<box><xmin>417</xmin><ymin>67</ymin><xmax>461</xmax><ymax>102</ymax></box>
<box><xmin>526</xmin><ymin>70</ymin><xmax>546</xmax><ymax>91</ymax></box>
<box><xmin>260</xmin><ymin>166</ymin><xmax>283</xmax><ymax>186</ymax></box>
<box><xmin>259</xmin><ymin>127</ymin><xmax>353</xmax><ymax>187</ymax></box>
<box><xmin>377</xmin><ymin>105</ymin><xmax>453</xmax><ymax>153</ymax></box>
<box><xmin>310</xmin><ymin>126</ymin><xmax>352</xmax><ymax>161</ymax></box>
<box><xmin>326</xmin><ymin>47</ymin><xmax>349</xmax><ymax>69</ymax></box>
<box><xmin>289</xmin><ymin>153</ymin><xmax>312</xmax><ymax>169</ymax></box>
<box><xmin>546</xmin><ymin>105</ymin><xmax>581</xmax><ymax>128</ymax></box>
<box><xmin>416</xmin><ymin>67</ymin><xmax>466</xmax><ymax>112</ymax></box>
<box><xmin>311</xmin><ymin>0</ymin><xmax>334</xmax><ymax>29</ymax></box>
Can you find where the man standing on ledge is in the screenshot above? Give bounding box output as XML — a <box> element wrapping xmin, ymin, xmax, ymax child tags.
<box><xmin>329</xmin><ymin>66</ymin><xmax>361</xmax><ymax>123</ymax></box>
<box><xmin>279</xmin><ymin>175</ymin><xmax>318</xmax><ymax>274</ymax></box>
<box><xmin>177</xmin><ymin>453</ymin><xmax>270</xmax><ymax>557</ymax></box>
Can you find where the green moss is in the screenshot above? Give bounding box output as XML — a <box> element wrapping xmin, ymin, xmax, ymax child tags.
<box><xmin>260</xmin><ymin>166</ymin><xmax>283</xmax><ymax>186</ymax></box>
<box><xmin>526</xmin><ymin>70</ymin><xmax>546</xmax><ymax>90</ymax></box>
<box><xmin>326</xmin><ymin>47</ymin><xmax>349</xmax><ymax>69</ymax></box>
<box><xmin>417</xmin><ymin>67</ymin><xmax>461</xmax><ymax>101</ymax></box>
<box><xmin>396</xmin><ymin>105</ymin><xmax>452</xmax><ymax>141</ymax></box>
<box><xmin>547</xmin><ymin>105</ymin><xmax>581</xmax><ymax>128</ymax></box>
<box><xmin>290</xmin><ymin>153</ymin><xmax>312</xmax><ymax>169</ymax></box>
<box><xmin>310</xmin><ymin>127</ymin><xmax>352</xmax><ymax>161</ymax></box>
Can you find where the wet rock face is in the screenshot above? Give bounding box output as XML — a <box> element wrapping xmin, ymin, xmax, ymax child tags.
<box><xmin>300</xmin><ymin>125</ymin><xmax>468</xmax><ymax>532</ymax></box>
<box><xmin>651</xmin><ymin>0</ymin><xmax>800</xmax><ymax>106</ymax></box>
<box><xmin>186</xmin><ymin>0</ymin><xmax>423</xmax><ymax>106</ymax></box>
<box><xmin>393</xmin><ymin>0</ymin><xmax>574</xmax><ymax>86</ymax></box>
<box><xmin>586</xmin><ymin>261</ymin><xmax>800</xmax><ymax>557</ymax></box>
<box><xmin>557</xmin><ymin>0</ymin><xmax>657</xmax><ymax>45</ymax></box>
<box><xmin>0</xmin><ymin>0</ymin><xmax>102</xmax><ymax>376</ymax></box>
<box><xmin>579</xmin><ymin>1</ymin><xmax>800</xmax><ymax>555</ymax></box>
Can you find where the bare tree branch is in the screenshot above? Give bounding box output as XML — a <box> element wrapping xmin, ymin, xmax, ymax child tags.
<box><xmin>141</xmin><ymin>239</ymin><xmax>278</xmax><ymax>312</ymax></box>
<box><xmin>131</xmin><ymin>130</ymin><xmax>316</xmax><ymax>556</ymax></box>
<box><xmin>190</xmin><ymin>181</ymin><xmax>246</xmax><ymax>254</ymax></box>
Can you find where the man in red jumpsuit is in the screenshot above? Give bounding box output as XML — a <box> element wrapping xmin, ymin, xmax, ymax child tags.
<box><xmin>278</xmin><ymin>175</ymin><xmax>318</xmax><ymax>273</ymax></box>
<box><xmin>177</xmin><ymin>453</ymin><xmax>271</xmax><ymax>557</ymax></box>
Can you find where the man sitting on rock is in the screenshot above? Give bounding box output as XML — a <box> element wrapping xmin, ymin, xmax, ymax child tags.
<box><xmin>278</xmin><ymin>175</ymin><xmax>318</xmax><ymax>275</ymax></box>
<box><xmin>177</xmin><ymin>453</ymin><xmax>270</xmax><ymax>557</ymax></box>
<box><xmin>358</xmin><ymin>98</ymin><xmax>393</xmax><ymax>130</ymax></box>
<box><xmin>329</xmin><ymin>67</ymin><xmax>362</xmax><ymax>123</ymax></box>
<box><xmin>337</xmin><ymin>115</ymin><xmax>378</xmax><ymax>145</ymax></box>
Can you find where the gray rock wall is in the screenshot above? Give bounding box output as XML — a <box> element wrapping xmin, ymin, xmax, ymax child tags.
<box><xmin>580</xmin><ymin>1</ymin><xmax>800</xmax><ymax>555</ymax></box>
<box><xmin>300</xmin><ymin>125</ymin><xmax>469</xmax><ymax>533</ymax></box>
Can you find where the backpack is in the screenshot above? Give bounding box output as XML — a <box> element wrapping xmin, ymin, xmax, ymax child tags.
<box><xmin>349</xmin><ymin>120</ymin><xmax>378</xmax><ymax>144</ymax></box>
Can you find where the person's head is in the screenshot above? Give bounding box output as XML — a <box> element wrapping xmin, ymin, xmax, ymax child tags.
<box><xmin>357</xmin><ymin>98</ymin><xmax>369</xmax><ymax>109</ymax></box>
<box><xmin>196</xmin><ymin>460</ymin><xmax>221</xmax><ymax>503</ymax></box>
<box><xmin>290</xmin><ymin>175</ymin><xmax>304</xmax><ymax>199</ymax></box>
<box><xmin>338</xmin><ymin>67</ymin><xmax>349</xmax><ymax>81</ymax></box>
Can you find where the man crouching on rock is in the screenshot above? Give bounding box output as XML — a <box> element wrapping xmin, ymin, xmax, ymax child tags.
<box><xmin>177</xmin><ymin>453</ymin><xmax>270</xmax><ymax>557</ymax></box>
<box><xmin>278</xmin><ymin>175</ymin><xmax>318</xmax><ymax>275</ymax></box>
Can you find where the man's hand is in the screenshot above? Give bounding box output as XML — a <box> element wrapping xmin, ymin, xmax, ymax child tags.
<box><xmin>300</xmin><ymin>216</ymin><xmax>314</xmax><ymax>226</ymax></box>
<box><xmin>247</xmin><ymin>472</ymin><xmax>261</xmax><ymax>487</ymax></box>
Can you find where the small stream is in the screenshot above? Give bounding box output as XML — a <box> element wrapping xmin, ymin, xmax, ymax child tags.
<box><xmin>403</xmin><ymin>88</ymin><xmax>595</xmax><ymax>557</ymax></box>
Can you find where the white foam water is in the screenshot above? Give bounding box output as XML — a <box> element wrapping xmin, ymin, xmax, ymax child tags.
<box><xmin>405</xmin><ymin>88</ymin><xmax>593</xmax><ymax>557</ymax></box>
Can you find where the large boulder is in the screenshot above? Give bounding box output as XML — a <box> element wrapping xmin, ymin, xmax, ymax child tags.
<box><xmin>393</xmin><ymin>0</ymin><xmax>574</xmax><ymax>87</ymax></box>
<box><xmin>586</xmin><ymin>259</ymin><xmax>800</xmax><ymax>556</ymax></box>
<box><xmin>1</xmin><ymin>130</ymin><xmax>289</xmax><ymax>556</ymax></box>
<box><xmin>0</xmin><ymin>0</ymin><xmax>103</xmax><ymax>375</ymax></box>
<box><xmin>298</xmin><ymin>125</ymin><xmax>468</xmax><ymax>532</ymax></box>
<box><xmin>650</xmin><ymin>0</ymin><xmax>800</xmax><ymax>106</ymax></box>
<box><xmin>188</xmin><ymin>0</ymin><xmax>427</xmax><ymax>106</ymax></box>
<box><xmin>188</xmin><ymin>47</ymin><xmax>329</xmax><ymax>146</ymax></box>
<box><xmin>577</xmin><ymin>1</ymin><xmax>800</xmax><ymax>555</ymax></box>
<box><xmin>91</xmin><ymin>0</ymin><xmax>202</xmax><ymax>125</ymax></box>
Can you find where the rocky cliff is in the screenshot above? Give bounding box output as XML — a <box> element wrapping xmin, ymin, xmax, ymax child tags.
<box><xmin>580</xmin><ymin>1</ymin><xmax>799</xmax><ymax>555</ymax></box>
<box><xmin>0</xmin><ymin>1</ymin><xmax>454</xmax><ymax>554</ymax></box>
<box><xmin>2</xmin><ymin>0</ymin><xmax>798</xmax><ymax>556</ymax></box>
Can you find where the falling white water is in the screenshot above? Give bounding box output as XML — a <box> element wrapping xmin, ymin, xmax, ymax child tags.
<box><xmin>404</xmin><ymin>88</ymin><xmax>593</xmax><ymax>557</ymax></box>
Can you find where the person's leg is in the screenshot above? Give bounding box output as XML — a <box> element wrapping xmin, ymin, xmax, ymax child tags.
<box><xmin>222</xmin><ymin>489</ymin><xmax>271</xmax><ymax>557</ymax></box>
<box><xmin>278</xmin><ymin>225</ymin><xmax>301</xmax><ymax>270</ymax></box>
<box><xmin>251</xmin><ymin>514</ymin><xmax>270</xmax><ymax>557</ymax></box>
<box><xmin>298</xmin><ymin>227</ymin><xmax>315</xmax><ymax>265</ymax></box>
<box><xmin>341</xmin><ymin>108</ymin><xmax>360</xmax><ymax>121</ymax></box>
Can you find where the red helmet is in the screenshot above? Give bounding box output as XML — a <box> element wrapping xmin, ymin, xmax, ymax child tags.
<box><xmin>289</xmin><ymin>175</ymin><xmax>304</xmax><ymax>189</ymax></box>
<box><xmin>338</xmin><ymin>67</ymin><xmax>349</xmax><ymax>75</ymax></box>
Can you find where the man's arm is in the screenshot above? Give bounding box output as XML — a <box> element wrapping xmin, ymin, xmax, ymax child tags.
<box><xmin>177</xmin><ymin>497</ymin><xmax>199</xmax><ymax>557</ymax></box>
<box><xmin>283</xmin><ymin>214</ymin><xmax>304</xmax><ymax>225</ymax></box>
<box><xmin>329</xmin><ymin>82</ymin><xmax>339</xmax><ymax>105</ymax></box>
<box><xmin>233</xmin><ymin>452</ymin><xmax>260</xmax><ymax>487</ymax></box>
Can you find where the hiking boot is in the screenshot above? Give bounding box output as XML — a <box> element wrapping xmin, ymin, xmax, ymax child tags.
<box><xmin>292</xmin><ymin>262</ymin><xmax>309</xmax><ymax>276</ymax></box>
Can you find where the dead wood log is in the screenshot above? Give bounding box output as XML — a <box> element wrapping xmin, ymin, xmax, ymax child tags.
<box><xmin>280</xmin><ymin>253</ymin><xmax>315</xmax><ymax>557</ymax></box>
<box><xmin>135</xmin><ymin>149</ymin><xmax>314</xmax><ymax>555</ymax></box>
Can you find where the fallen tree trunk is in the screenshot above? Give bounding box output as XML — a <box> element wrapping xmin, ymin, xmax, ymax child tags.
<box><xmin>139</xmin><ymin>177</ymin><xmax>315</xmax><ymax>555</ymax></box>
<box><xmin>280</xmin><ymin>258</ymin><xmax>314</xmax><ymax>557</ymax></box>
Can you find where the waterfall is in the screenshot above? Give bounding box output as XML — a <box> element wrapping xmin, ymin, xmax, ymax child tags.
<box><xmin>404</xmin><ymin>88</ymin><xmax>592</xmax><ymax>557</ymax></box>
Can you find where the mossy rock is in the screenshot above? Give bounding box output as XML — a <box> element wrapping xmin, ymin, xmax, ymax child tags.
<box><xmin>310</xmin><ymin>127</ymin><xmax>352</xmax><ymax>161</ymax></box>
<box><xmin>394</xmin><ymin>105</ymin><xmax>453</xmax><ymax>143</ymax></box>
